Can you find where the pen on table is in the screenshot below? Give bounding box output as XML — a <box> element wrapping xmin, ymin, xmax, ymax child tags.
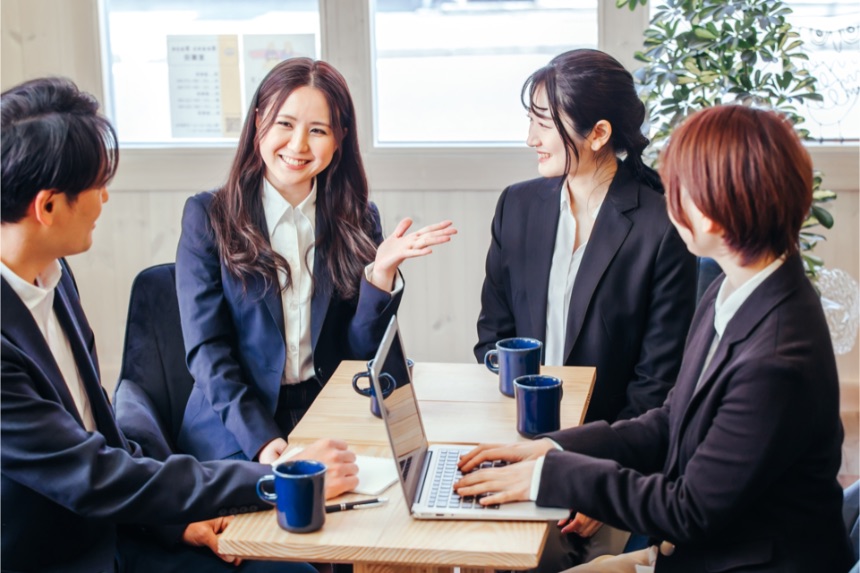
<box><xmin>325</xmin><ymin>497</ymin><xmax>389</xmax><ymax>513</ymax></box>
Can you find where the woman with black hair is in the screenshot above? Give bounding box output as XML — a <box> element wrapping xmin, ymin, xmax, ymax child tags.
<box><xmin>474</xmin><ymin>49</ymin><xmax>697</xmax><ymax>566</ymax></box>
<box><xmin>176</xmin><ymin>58</ymin><xmax>455</xmax><ymax>465</ymax></box>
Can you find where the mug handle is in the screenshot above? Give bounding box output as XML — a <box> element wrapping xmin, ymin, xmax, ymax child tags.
<box><xmin>351</xmin><ymin>371</ymin><xmax>372</xmax><ymax>396</ymax></box>
<box><xmin>256</xmin><ymin>475</ymin><xmax>278</xmax><ymax>505</ymax></box>
<box><xmin>378</xmin><ymin>372</ymin><xmax>396</xmax><ymax>396</ymax></box>
<box><xmin>484</xmin><ymin>349</ymin><xmax>500</xmax><ymax>373</ymax></box>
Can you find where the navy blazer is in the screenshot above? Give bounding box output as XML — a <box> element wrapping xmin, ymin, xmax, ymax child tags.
<box><xmin>475</xmin><ymin>165</ymin><xmax>697</xmax><ymax>422</ymax></box>
<box><xmin>0</xmin><ymin>262</ymin><xmax>269</xmax><ymax>573</ymax></box>
<box><xmin>536</xmin><ymin>254</ymin><xmax>853</xmax><ymax>573</ymax></box>
<box><xmin>176</xmin><ymin>191</ymin><xmax>402</xmax><ymax>461</ymax></box>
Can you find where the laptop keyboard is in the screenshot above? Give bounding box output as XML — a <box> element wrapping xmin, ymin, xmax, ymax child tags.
<box><xmin>426</xmin><ymin>448</ymin><xmax>506</xmax><ymax>510</ymax></box>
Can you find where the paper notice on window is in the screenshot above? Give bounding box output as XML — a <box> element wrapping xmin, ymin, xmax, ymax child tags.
<box><xmin>241</xmin><ymin>34</ymin><xmax>317</xmax><ymax>109</ymax></box>
<box><xmin>167</xmin><ymin>35</ymin><xmax>242</xmax><ymax>138</ymax></box>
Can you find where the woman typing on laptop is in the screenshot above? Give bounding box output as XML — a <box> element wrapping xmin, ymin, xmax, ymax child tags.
<box><xmin>454</xmin><ymin>105</ymin><xmax>853</xmax><ymax>573</ymax></box>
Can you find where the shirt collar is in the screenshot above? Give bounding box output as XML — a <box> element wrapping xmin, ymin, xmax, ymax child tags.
<box><xmin>261</xmin><ymin>178</ymin><xmax>317</xmax><ymax>237</ymax></box>
<box><xmin>713</xmin><ymin>256</ymin><xmax>784</xmax><ymax>337</ymax></box>
<box><xmin>0</xmin><ymin>259</ymin><xmax>63</xmax><ymax>311</ymax></box>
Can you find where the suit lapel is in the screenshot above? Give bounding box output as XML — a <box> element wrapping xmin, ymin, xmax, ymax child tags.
<box><xmin>664</xmin><ymin>298</ymin><xmax>717</xmax><ymax>473</ymax></box>
<box><xmin>52</xmin><ymin>280</ymin><xmax>123</xmax><ymax>443</ymax></box>
<box><xmin>526</xmin><ymin>178</ymin><xmax>564</xmax><ymax>339</ymax></box>
<box><xmin>311</xmin><ymin>208</ymin><xmax>332</xmax><ymax>349</ymax></box>
<box><xmin>252</xmin><ymin>211</ymin><xmax>288</xmax><ymax>344</ymax></box>
<box><xmin>665</xmin><ymin>255</ymin><xmax>804</xmax><ymax>475</ymax></box>
<box><xmin>1</xmin><ymin>279</ymin><xmax>83</xmax><ymax>424</ymax></box>
<box><xmin>562</xmin><ymin>166</ymin><xmax>637</xmax><ymax>360</ymax></box>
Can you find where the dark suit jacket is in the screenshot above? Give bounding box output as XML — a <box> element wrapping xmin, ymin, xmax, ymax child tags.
<box><xmin>536</xmin><ymin>254</ymin><xmax>853</xmax><ymax>573</ymax></box>
<box><xmin>475</xmin><ymin>165</ymin><xmax>697</xmax><ymax>422</ymax></box>
<box><xmin>176</xmin><ymin>191</ymin><xmax>402</xmax><ymax>461</ymax></box>
<box><xmin>0</xmin><ymin>261</ymin><xmax>270</xmax><ymax>573</ymax></box>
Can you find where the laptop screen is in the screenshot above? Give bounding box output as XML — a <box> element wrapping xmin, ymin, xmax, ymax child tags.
<box><xmin>370</xmin><ymin>316</ymin><xmax>429</xmax><ymax>508</ymax></box>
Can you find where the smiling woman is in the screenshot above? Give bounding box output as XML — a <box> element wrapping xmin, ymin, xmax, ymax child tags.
<box><xmin>256</xmin><ymin>86</ymin><xmax>338</xmax><ymax>208</ymax></box>
<box><xmin>174</xmin><ymin>57</ymin><xmax>456</xmax><ymax>466</ymax></box>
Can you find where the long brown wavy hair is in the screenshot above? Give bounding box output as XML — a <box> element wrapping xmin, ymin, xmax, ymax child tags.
<box><xmin>210</xmin><ymin>58</ymin><xmax>377</xmax><ymax>299</ymax></box>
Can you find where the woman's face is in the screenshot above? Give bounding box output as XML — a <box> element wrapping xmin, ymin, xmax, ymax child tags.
<box><xmin>525</xmin><ymin>85</ymin><xmax>569</xmax><ymax>178</ymax></box>
<box><xmin>257</xmin><ymin>85</ymin><xmax>338</xmax><ymax>202</ymax></box>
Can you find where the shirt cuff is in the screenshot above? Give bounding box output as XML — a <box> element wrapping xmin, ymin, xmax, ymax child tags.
<box><xmin>364</xmin><ymin>262</ymin><xmax>404</xmax><ymax>295</ymax></box>
<box><xmin>528</xmin><ymin>440</ymin><xmax>563</xmax><ymax>501</ymax></box>
<box><xmin>529</xmin><ymin>456</ymin><xmax>546</xmax><ymax>501</ymax></box>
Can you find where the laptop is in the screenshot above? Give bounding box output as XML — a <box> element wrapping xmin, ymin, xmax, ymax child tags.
<box><xmin>369</xmin><ymin>316</ymin><xmax>569</xmax><ymax>521</ymax></box>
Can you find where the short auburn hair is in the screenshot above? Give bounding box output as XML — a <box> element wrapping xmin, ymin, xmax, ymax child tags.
<box><xmin>660</xmin><ymin>105</ymin><xmax>813</xmax><ymax>265</ymax></box>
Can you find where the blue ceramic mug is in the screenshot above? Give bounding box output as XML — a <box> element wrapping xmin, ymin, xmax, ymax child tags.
<box><xmin>352</xmin><ymin>358</ymin><xmax>412</xmax><ymax>417</ymax></box>
<box><xmin>514</xmin><ymin>374</ymin><xmax>563</xmax><ymax>438</ymax></box>
<box><xmin>484</xmin><ymin>337</ymin><xmax>543</xmax><ymax>397</ymax></box>
<box><xmin>256</xmin><ymin>460</ymin><xmax>326</xmax><ymax>533</ymax></box>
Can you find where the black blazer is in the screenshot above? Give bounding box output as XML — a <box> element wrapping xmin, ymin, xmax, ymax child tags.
<box><xmin>476</xmin><ymin>165</ymin><xmax>697</xmax><ymax>422</ymax></box>
<box><xmin>0</xmin><ymin>262</ymin><xmax>269</xmax><ymax>573</ymax></box>
<box><xmin>176</xmin><ymin>191</ymin><xmax>402</xmax><ymax>460</ymax></box>
<box><xmin>536</xmin><ymin>255</ymin><xmax>853</xmax><ymax>573</ymax></box>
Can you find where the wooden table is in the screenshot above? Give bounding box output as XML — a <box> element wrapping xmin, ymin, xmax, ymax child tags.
<box><xmin>220</xmin><ymin>362</ymin><xmax>596</xmax><ymax>572</ymax></box>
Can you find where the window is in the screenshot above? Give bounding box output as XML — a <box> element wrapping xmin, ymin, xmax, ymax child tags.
<box><xmin>785</xmin><ymin>1</ymin><xmax>860</xmax><ymax>143</ymax></box>
<box><xmin>371</xmin><ymin>0</ymin><xmax>599</xmax><ymax>144</ymax></box>
<box><xmin>102</xmin><ymin>0</ymin><xmax>320</xmax><ymax>144</ymax></box>
<box><xmin>645</xmin><ymin>0</ymin><xmax>859</xmax><ymax>144</ymax></box>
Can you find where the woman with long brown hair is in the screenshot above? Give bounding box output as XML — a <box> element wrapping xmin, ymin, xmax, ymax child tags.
<box><xmin>175</xmin><ymin>58</ymin><xmax>455</xmax><ymax>464</ymax></box>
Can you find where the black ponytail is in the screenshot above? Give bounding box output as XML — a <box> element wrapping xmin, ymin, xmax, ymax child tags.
<box><xmin>523</xmin><ymin>49</ymin><xmax>663</xmax><ymax>192</ymax></box>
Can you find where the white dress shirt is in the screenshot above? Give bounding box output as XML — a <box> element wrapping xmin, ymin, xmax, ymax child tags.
<box><xmin>545</xmin><ymin>186</ymin><xmax>601</xmax><ymax>366</ymax></box>
<box><xmin>1</xmin><ymin>260</ymin><xmax>96</xmax><ymax>431</ymax></box>
<box><xmin>262</xmin><ymin>178</ymin><xmax>318</xmax><ymax>385</ymax></box>
<box><xmin>261</xmin><ymin>178</ymin><xmax>403</xmax><ymax>385</ymax></box>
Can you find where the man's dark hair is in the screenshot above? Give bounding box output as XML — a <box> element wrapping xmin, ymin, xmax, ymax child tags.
<box><xmin>1</xmin><ymin>77</ymin><xmax>118</xmax><ymax>223</ymax></box>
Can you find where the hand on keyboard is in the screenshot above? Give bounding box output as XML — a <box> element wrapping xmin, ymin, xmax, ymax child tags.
<box><xmin>453</xmin><ymin>455</ymin><xmax>538</xmax><ymax>506</ymax></box>
<box><xmin>457</xmin><ymin>439</ymin><xmax>557</xmax><ymax>473</ymax></box>
<box><xmin>428</xmin><ymin>450</ymin><xmax>508</xmax><ymax>510</ymax></box>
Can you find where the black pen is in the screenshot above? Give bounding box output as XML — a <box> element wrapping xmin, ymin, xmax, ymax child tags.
<box><xmin>325</xmin><ymin>497</ymin><xmax>389</xmax><ymax>513</ymax></box>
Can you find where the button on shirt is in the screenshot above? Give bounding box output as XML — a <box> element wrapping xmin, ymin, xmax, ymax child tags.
<box><xmin>544</xmin><ymin>188</ymin><xmax>601</xmax><ymax>366</ymax></box>
<box><xmin>262</xmin><ymin>179</ymin><xmax>317</xmax><ymax>385</ymax></box>
<box><xmin>0</xmin><ymin>260</ymin><xmax>95</xmax><ymax>431</ymax></box>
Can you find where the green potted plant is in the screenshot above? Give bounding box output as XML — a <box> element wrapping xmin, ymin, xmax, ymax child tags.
<box><xmin>617</xmin><ymin>0</ymin><xmax>836</xmax><ymax>279</ymax></box>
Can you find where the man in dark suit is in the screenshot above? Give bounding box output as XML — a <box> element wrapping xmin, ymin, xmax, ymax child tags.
<box><xmin>455</xmin><ymin>106</ymin><xmax>853</xmax><ymax>572</ymax></box>
<box><xmin>0</xmin><ymin>77</ymin><xmax>359</xmax><ymax>572</ymax></box>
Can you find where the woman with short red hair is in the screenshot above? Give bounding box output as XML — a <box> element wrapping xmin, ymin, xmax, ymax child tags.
<box><xmin>454</xmin><ymin>105</ymin><xmax>853</xmax><ymax>572</ymax></box>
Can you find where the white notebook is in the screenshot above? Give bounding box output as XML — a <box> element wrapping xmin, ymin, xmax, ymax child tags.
<box><xmin>273</xmin><ymin>448</ymin><xmax>398</xmax><ymax>496</ymax></box>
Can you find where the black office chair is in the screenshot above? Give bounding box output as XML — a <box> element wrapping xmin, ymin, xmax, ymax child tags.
<box><xmin>113</xmin><ymin>263</ymin><xmax>194</xmax><ymax>461</ymax></box>
<box><xmin>845</xmin><ymin>479</ymin><xmax>860</xmax><ymax>571</ymax></box>
<box><xmin>696</xmin><ymin>257</ymin><xmax>722</xmax><ymax>305</ymax></box>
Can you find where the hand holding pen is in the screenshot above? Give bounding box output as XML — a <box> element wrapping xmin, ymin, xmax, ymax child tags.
<box><xmin>325</xmin><ymin>497</ymin><xmax>389</xmax><ymax>513</ymax></box>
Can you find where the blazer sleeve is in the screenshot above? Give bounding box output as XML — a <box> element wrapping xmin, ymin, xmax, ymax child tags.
<box><xmin>344</xmin><ymin>202</ymin><xmax>404</xmax><ymax>358</ymax></box>
<box><xmin>474</xmin><ymin>186</ymin><xmax>517</xmax><ymax>362</ymax></box>
<box><xmin>617</xmin><ymin>223</ymin><xmax>697</xmax><ymax>420</ymax></box>
<box><xmin>0</xmin><ymin>342</ymin><xmax>269</xmax><ymax>526</ymax></box>
<box><xmin>543</xmin><ymin>397</ymin><xmax>671</xmax><ymax>473</ymax></box>
<box><xmin>537</xmin><ymin>358</ymin><xmax>816</xmax><ymax>544</ymax></box>
<box><xmin>176</xmin><ymin>194</ymin><xmax>281</xmax><ymax>459</ymax></box>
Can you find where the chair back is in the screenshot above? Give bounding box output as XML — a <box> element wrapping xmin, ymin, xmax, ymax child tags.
<box><xmin>114</xmin><ymin>263</ymin><xmax>193</xmax><ymax>453</ymax></box>
<box><xmin>845</xmin><ymin>480</ymin><xmax>860</xmax><ymax>566</ymax></box>
<box><xmin>696</xmin><ymin>257</ymin><xmax>722</xmax><ymax>305</ymax></box>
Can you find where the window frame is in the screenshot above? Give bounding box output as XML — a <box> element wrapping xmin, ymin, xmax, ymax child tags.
<box><xmin>67</xmin><ymin>0</ymin><xmax>853</xmax><ymax>193</ymax></box>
